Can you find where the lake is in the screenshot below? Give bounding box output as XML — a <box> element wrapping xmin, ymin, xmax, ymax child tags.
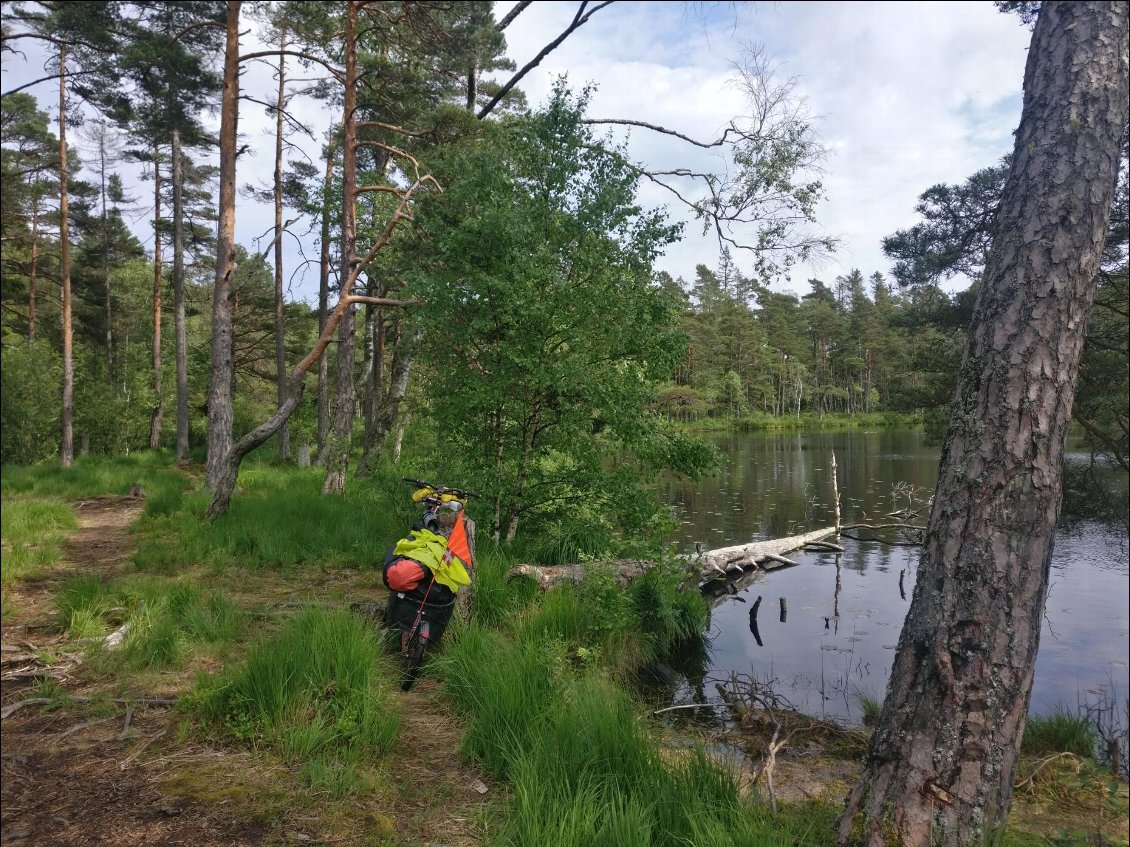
<box><xmin>653</xmin><ymin>429</ymin><xmax>1130</xmax><ymax>727</ymax></box>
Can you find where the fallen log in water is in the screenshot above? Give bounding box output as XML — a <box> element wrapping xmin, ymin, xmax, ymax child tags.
<box><xmin>696</xmin><ymin>527</ymin><xmax>837</xmax><ymax>580</ymax></box>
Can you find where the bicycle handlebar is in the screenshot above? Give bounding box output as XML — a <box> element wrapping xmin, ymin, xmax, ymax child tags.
<box><xmin>402</xmin><ymin>477</ymin><xmax>480</xmax><ymax>498</ymax></box>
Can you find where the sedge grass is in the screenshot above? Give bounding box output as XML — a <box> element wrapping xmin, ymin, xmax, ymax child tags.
<box><xmin>134</xmin><ymin>467</ymin><xmax>411</xmax><ymax>572</ymax></box>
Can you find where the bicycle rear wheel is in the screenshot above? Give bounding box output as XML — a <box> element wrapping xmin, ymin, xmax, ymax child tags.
<box><xmin>400</xmin><ymin>619</ymin><xmax>430</xmax><ymax>691</ymax></box>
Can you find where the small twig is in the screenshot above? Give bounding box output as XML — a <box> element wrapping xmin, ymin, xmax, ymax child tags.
<box><xmin>1015</xmin><ymin>752</ymin><xmax>1080</xmax><ymax>790</ymax></box>
<box><xmin>119</xmin><ymin>706</ymin><xmax>134</xmax><ymax>740</ymax></box>
<box><xmin>653</xmin><ymin>703</ymin><xmax>723</xmax><ymax>715</ymax></box>
<box><xmin>119</xmin><ymin>727</ymin><xmax>170</xmax><ymax>771</ymax></box>
<box><xmin>54</xmin><ymin>715</ymin><xmax>116</xmax><ymax>745</ymax></box>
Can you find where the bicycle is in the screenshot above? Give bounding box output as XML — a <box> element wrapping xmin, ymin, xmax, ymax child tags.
<box><xmin>388</xmin><ymin>478</ymin><xmax>478</xmax><ymax>690</ymax></box>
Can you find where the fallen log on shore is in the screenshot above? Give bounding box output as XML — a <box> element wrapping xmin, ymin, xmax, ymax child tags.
<box><xmin>505</xmin><ymin>527</ymin><xmax>838</xmax><ymax>590</ymax></box>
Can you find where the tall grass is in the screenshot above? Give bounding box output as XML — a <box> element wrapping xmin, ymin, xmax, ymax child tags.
<box><xmin>55</xmin><ymin>575</ymin><xmax>248</xmax><ymax>669</ymax></box>
<box><xmin>1</xmin><ymin>500</ymin><xmax>78</xmax><ymax>585</ymax></box>
<box><xmin>436</xmin><ymin>623</ymin><xmax>811</xmax><ymax>847</ymax></box>
<box><xmin>134</xmin><ymin>466</ymin><xmax>412</xmax><ymax>572</ymax></box>
<box><xmin>194</xmin><ymin>608</ymin><xmax>400</xmax><ymax>795</ymax></box>
<box><xmin>1022</xmin><ymin>707</ymin><xmax>1097</xmax><ymax>757</ymax></box>
<box><xmin>1</xmin><ymin>451</ymin><xmax>186</xmax><ymax>500</ymax></box>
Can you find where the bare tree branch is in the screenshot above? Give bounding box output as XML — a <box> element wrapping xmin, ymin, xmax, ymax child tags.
<box><xmin>477</xmin><ymin>1</ymin><xmax>614</xmax><ymax>120</ymax></box>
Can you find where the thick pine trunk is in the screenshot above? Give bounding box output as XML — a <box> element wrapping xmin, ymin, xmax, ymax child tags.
<box><xmin>58</xmin><ymin>45</ymin><xmax>73</xmax><ymax>468</ymax></box>
<box><xmin>837</xmin><ymin>4</ymin><xmax>1129</xmax><ymax>845</ymax></box>
<box><xmin>172</xmin><ymin>130</ymin><xmax>189</xmax><ymax>460</ymax></box>
<box><xmin>204</xmin><ymin>0</ymin><xmax>242</xmax><ymax>491</ymax></box>
<box><xmin>148</xmin><ymin>147</ymin><xmax>164</xmax><ymax>449</ymax></box>
<box><xmin>273</xmin><ymin>33</ymin><xmax>290</xmax><ymax>461</ymax></box>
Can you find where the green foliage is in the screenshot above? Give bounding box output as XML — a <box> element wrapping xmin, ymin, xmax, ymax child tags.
<box><xmin>194</xmin><ymin>608</ymin><xmax>400</xmax><ymax>793</ymax></box>
<box><xmin>0</xmin><ymin>499</ymin><xmax>78</xmax><ymax>585</ymax></box>
<box><xmin>0</xmin><ymin>340</ymin><xmax>63</xmax><ymax>464</ymax></box>
<box><xmin>404</xmin><ymin>82</ymin><xmax>710</xmax><ymax>539</ymax></box>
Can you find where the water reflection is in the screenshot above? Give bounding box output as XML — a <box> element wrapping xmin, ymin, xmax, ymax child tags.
<box><xmin>656</xmin><ymin>430</ymin><xmax>1130</xmax><ymax>726</ymax></box>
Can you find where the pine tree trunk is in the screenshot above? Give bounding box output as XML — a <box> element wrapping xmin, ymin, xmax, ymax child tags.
<box><xmin>322</xmin><ymin>1</ymin><xmax>360</xmax><ymax>496</ymax></box>
<box><xmin>148</xmin><ymin>147</ymin><xmax>164</xmax><ymax>449</ymax></box>
<box><xmin>273</xmin><ymin>32</ymin><xmax>291</xmax><ymax>461</ymax></box>
<box><xmin>99</xmin><ymin>136</ymin><xmax>113</xmax><ymax>385</ymax></box>
<box><xmin>204</xmin><ymin>0</ymin><xmax>242</xmax><ymax>491</ymax></box>
<box><xmin>173</xmin><ymin>130</ymin><xmax>189</xmax><ymax>460</ymax></box>
<box><xmin>358</xmin><ymin>325</ymin><xmax>418</xmax><ymax>474</ymax></box>
<box><xmin>316</xmin><ymin>138</ymin><xmax>335</xmax><ymax>456</ymax></box>
<box><xmin>837</xmin><ymin>4</ymin><xmax>1129</xmax><ymax>845</ymax></box>
<box><xmin>58</xmin><ymin>44</ymin><xmax>73</xmax><ymax>468</ymax></box>
<box><xmin>29</xmin><ymin>189</ymin><xmax>39</xmax><ymax>343</ymax></box>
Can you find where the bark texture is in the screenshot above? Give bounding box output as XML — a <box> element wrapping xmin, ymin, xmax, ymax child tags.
<box><xmin>837</xmin><ymin>4</ymin><xmax>1129</xmax><ymax>845</ymax></box>
<box><xmin>173</xmin><ymin>130</ymin><xmax>189</xmax><ymax>460</ymax></box>
<box><xmin>58</xmin><ymin>44</ymin><xmax>73</xmax><ymax>467</ymax></box>
<box><xmin>204</xmin><ymin>0</ymin><xmax>241</xmax><ymax>491</ymax></box>
<box><xmin>322</xmin><ymin>1</ymin><xmax>360</xmax><ymax>496</ymax></box>
<box><xmin>272</xmin><ymin>33</ymin><xmax>290</xmax><ymax>461</ymax></box>
<box><xmin>148</xmin><ymin>147</ymin><xmax>164</xmax><ymax>449</ymax></box>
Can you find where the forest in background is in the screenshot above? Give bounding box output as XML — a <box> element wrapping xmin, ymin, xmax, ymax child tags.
<box><xmin>0</xmin><ymin>0</ymin><xmax>1126</xmax><ymax>551</ymax></box>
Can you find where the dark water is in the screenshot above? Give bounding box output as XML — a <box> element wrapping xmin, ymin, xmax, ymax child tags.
<box><xmin>655</xmin><ymin>430</ymin><xmax>1129</xmax><ymax>726</ymax></box>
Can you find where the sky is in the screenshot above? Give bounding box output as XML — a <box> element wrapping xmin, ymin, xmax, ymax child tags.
<box><xmin>0</xmin><ymin>1</ymin><xmax>1034</xmax><ymax>304</ymax></box>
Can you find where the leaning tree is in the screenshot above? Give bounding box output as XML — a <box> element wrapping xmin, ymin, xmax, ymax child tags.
<box><xmin>837</xmin><ymin>2</ymin><xmax>1129</xmax><ymax>844</ymax></box>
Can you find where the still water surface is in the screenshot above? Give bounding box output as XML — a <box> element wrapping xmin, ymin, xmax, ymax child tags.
<box><xmin>656</xmin><ymin>430</ymin><xmax>1129</xmax><ymax>726</ymax></box>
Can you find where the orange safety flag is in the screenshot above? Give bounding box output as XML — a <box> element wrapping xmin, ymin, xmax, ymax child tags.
<box><xmin>444</xmin><ymin>512</ymin><xmax>473</xmax><ymax>569</ymax></box>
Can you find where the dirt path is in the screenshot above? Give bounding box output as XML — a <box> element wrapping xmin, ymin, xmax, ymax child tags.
<box><xmin>1</xmin><ymin>497</ymin><xmax>489</xmax><ymax>847</ymax></box>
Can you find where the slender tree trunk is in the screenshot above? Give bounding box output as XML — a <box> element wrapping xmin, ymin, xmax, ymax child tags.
<box><xmin>29</xmin><ymin>190</ymin><xmax>39</xmax><ymax>343</ymax></box>
<box><xmin>316</xmin><ymin>137</ymin><xmax>336</xmax><ymax>455</ymax></box>
<box><xmin>99</xmin><ymin>137</ymin><xmax>113</xmax><ymax>385</ymax></box>
<box><xmin>273</xmin><ymin>31</ymin><xmax>290</xmax><ymax>461</ymax></box>
<box><xmin>149</xmin><ymin>146</ymin><xmax>164</xmax><ymax>448</ymax></box>
<box><xmin>359</xmin><ymin>325</ymin><xmax>418</xmax><ymax>474</ymax></box>
<box><xmin>391</xmin><ymin>406</ymin><xmax>410</xmax><ymax>464</ymax></box>
<box><xmin>322</xmin><ymin>1</ymin><xmax>360</xmax><ymax>496</ymax></box>
<box><xmin>204</xmin><ymin>0</ymin><xmax>242</xmax><ymax>491</ymax></box>
<box><xmin>837</xmin><ymin>4</ymin><xmax>1129</xmax><ymax>845</ymax></box>
<box><xmin>173</xmin><ymin>130</ymin><xmax>189</xmax><ymax>460</ymax></box>
<box><xmin>58</xmin><ymin>44</ymin><xmax>73</xmax><ymax>468</ymax></box>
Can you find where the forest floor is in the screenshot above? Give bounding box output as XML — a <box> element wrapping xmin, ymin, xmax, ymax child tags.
<box><xmin>2</xmin><ymin>496</ymin><xmax>1126</xmax><ymax>846</ymax></box>
<box><xmin>0</xmin><ymin>496</ymin><xmax>491</xmax><ymax>847</ymax></box>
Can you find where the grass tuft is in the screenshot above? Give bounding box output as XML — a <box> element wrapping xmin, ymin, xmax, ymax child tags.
<box><xmin>194</xmin><ymin>608</ymin><xmax>400</xmax><ymax>794</ymax></box>
<box><xmin>1022</xmin><ymin>707</ymin><xmax>1097</xmax><ymax>757</ymax></box>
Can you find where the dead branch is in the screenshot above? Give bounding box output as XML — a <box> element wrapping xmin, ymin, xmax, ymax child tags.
<box><xmin>478</xmin><ymin>1</ymin><xmax>614</xmax><ymax>119</ymax></box>
<box><xmin>1</xmin><ymin>695</ymin><xmax>178</xmax><ymax>721</ymax></box>
<box><xmin>119</xmin><ymin>727</ymin><xmax>170</xmax><ymax>771</ymax></box>
<box><xmin>496</xmin><ymin>0</ymin><xmax>534</xmax><ymax>31</ymax></box>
